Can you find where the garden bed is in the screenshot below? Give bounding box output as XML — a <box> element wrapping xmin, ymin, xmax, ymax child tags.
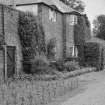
<box><xmin>13</xmin><ymin>67</ymin><xmax>96</xmax><ymax>81</ymax></box>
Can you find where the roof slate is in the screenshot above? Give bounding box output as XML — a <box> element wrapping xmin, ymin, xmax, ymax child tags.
<box><xmin>15</xmin><ymin>0</ymin><xmax>78</xmax><ymax>13</ymax></box>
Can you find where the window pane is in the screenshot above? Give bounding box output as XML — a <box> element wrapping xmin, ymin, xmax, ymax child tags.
<box><xmin>69</xmin><ymin>15</ymin><xmax>77</xmax><ymax>25</ymax></box>
<box><xmin>69</xmin><ymin>47</ymin><xmax>73</xmax><ymax>56</ymax></box>
<box><xmin>70</xmin><ymin>46</ymin><xmax>78</xmax><ymax>57</ymax></box>
<box><xmin>53</xmin><ymin>11</ymin><xmax>56</xmax><ymax>22</ymax></box>
<box><xmin>72</xmin><ymin>46</ymin><xmax>75</xmax><ymax>57</ymax></box>
<box><xmin>49</xmin><ymin>9</ymin><xmax>52</xmax><ymax>20</ymax></box>
<box><xmin>75</xmin><ymin>47</ymin><xmax>78</xmax><ymax>57</ymax></box>
<box><xmin>49</xmin><ymin>9</ymin><xmax>56</xmax><ymax>22</ymax></box>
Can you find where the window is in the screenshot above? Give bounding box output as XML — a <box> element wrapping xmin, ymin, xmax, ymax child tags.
<box><xmin>69</xmin><ymin>15</ymin><xmax>77</xmax><ymax>25</ymax></box>
<box><xmin>47</xmin><ymin>38</ymin><xmax>57</xmax><ymax>60</ymax></box>
<box><xmin>49</xmin><ymin>9</ymin><xmax>57</xmax><ymax>22</ymax></box>
<box><xmin>70</xmin><ymin>46</ymin><xmax>78</xmax><ymax>57</ymax></box>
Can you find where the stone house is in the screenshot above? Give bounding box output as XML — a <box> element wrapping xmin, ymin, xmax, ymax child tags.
<box><xmin>15</xmin><ymin>0</ymin><xmax>91</xmax><ymax>65</ymax></box>
<box><xmin>14</xmin><ymin>0</ymin><xmax>81</xmax><ymax>61</ymax></box>
<box><xmin>0</xmin><ymin>0</ymin><xmax>91</xmax><ymax>80</ymax></box>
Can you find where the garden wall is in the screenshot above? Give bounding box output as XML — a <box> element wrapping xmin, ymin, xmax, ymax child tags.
<box><xmin>0</xmin><ymin>77</ymin><xmax>78</xmax><ymax>105</ymax></box>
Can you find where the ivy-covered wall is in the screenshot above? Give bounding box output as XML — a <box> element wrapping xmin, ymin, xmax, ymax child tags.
<box><xmin>18</xmin><ymin>12</ymin><xmax>46</xmax><ymax>73</ymax></box>
<box><xmin>74</xmin><ymin>15</ymin><xmax>91</xmax><ymax>66</ymax></box>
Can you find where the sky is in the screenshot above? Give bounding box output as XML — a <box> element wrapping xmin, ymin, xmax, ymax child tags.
<box><xmin>83</xmin><ymin>0</ymin><xmax>105</xmax><ymax>28</ymax></box>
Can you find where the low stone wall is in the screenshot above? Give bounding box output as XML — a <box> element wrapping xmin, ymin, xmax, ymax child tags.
<box><xmin>0</xmin><ymin>77</ymin><xmax>78</xmax><ymax>105</ymax></box>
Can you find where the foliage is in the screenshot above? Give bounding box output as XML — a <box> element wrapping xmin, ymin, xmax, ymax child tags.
<box><xmin>74</xmin><ymin>15</ymin><xmax>91</xmax><ymax>66</ymax></box>
<box><xmin>49</xmin><ymin>60</ymin><xmax>65</xmax><ymax>71</ymax></box>
<box><xmin>63</xmin><ymin>61</ymin><xmax>80</xmax><ymax>71</ymax></box>
<box><xmin>83</xmin><ymin>14</ymin><xmax>91</xmax><ymax>28</ymax></box>
<box><xmin>31</xmin><ymin>55</ymin><xmax>51</xmax><ymax>74</ymax></box>
<box><xmin>60</xmin><ymin>0</ymin><xmax>85</xmax><ymax>13</ymax></box>
<box><xmin>74</xmin><ymin>15</ymin><xmax>91</xmax><ymax>45</ymax></box>
<box><xmin>84</xmin><ymin>42</ymin><xmax>101</xmax><ymax>70</ymax></box>
<box><xmin>18</xmin><ymin>12</ymin><xmax>46</xmax><ymax>61</ymax></box>
<box><xmin>93</xmin><ymin>15</ymin><xmax>105</xmax><ymax>40</ymax></box>
<box><xmin>50</xmin><ymin>59</ymin><xmax>80</xmax><ymax>72</ymax></box>
<box><xmin>74</xmin><ymin>15</ymin><xmax>85</xmax><ymax>45</ymax></box>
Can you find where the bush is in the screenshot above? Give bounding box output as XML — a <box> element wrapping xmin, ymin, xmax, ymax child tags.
<box><xmin>31</xmin><ymin>55</ymin><xmax>49</xmax><ymax>74</ymax></box>
<box><xmin>64</xmin><ymin>61</ymin><xmax>80</xmax><ymax>72</ymax></box>
<box><xmin>30</xmin><ymin>55</ymin><xmax>60</xmax><ymax>75</ymax></box>
<box><xmin>49</xmin><ymin>60</ymin><xmax>65</xmax><ymax>71</ymax></box>
<box><xmin>49</xmin><ymin>60</ymin><xmax>80</xmax><ymax>72</ymax></box>
<box><xmin>18</xmin><ymin>11</ymin><xmax>46</xmax><ymax>64</ymax></box>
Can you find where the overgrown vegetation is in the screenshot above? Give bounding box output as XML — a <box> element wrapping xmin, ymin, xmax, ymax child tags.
<box><xmin>74</xmin><ymin>15</ymin><xmax>91</xmax><ymax>66</ymax></box>
<box><xmin>50</xmin><ymin>60</ymin><xmax>80</xmax><ymax>72</ymax></box>
<box><xmin>64</xmin><ymin>61</ymin><xmax>80</xmax><ymax>71</ymax></box>
<box><xmin>18</xmin><ymin>12</ymin><xmax>46</xmax><ymax>73</ymax></box>
<box><xmin>18</xmin><ymin>12</ymin><xmax>46</xmax><ymax>60</ymax></box>
<box><xmin>93</xmin><ymin>15</ymin><xmax>105</xmax><ymax>40</ymax></box>
<box><xmin>74</xmin><ymin>15</ymin><xmax>91</xmax><ymax>45</ymax></box>
<box><xmin>60</xmin><ymin>0</ymin><xmax>85</xmax><ymax>13</ymax></box>
<box><xmin>18</xmin><ymin>11</ymin><xmax>80</xmax><ymax>75</ymax></box>
<box><xmin>84</xmin><ymin>42</ymin><xmax>102</xmax><ymax>70</ymax></box>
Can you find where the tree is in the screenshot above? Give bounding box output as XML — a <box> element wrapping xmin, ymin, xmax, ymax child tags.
<box><xmin>93</xmin><ymin>15</ymin><xmax>105</xmax><ymax>40</ymax></box>
<box><xmin>60</xmin><ymin>0</ymin><xmax>85</xmax><ymax>12</ymax></box>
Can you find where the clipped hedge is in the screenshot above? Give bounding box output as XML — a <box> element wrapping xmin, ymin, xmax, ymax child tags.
<box><xmin>84</xmin><ymin>42</ymin><xmax>102</xmax><ymax>70</ymax></box>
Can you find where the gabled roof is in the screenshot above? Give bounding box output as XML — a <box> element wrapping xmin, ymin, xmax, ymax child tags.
<box><xmin>15</xmin><ymin>0</ymin><xmax>79</xmax><ymax>13</ymax></box>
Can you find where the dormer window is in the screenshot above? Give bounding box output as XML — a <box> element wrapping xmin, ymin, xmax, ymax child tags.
<box><xmin>69</xmin><ymin>15</ymin><xmax>77</xmax><ymax>25</ymax></box>
<box><xmin>49</xmin><ymin>9</ymin><xmax>57</xmax><ymax>22</ymax></box>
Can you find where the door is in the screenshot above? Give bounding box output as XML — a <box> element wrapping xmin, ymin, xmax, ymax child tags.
<box><xmin>7</xmin><ymin>46</ymin><xmax>16</xmax><ymax>78</ymax></box>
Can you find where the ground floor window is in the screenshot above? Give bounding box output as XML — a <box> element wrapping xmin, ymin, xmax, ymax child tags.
<box><xmin>70</xmin><ymin>45</ymin><xmax>78</xmax><ymax>57</ymax></box>
<box><xmin>47</xmin><ymin>38</ymin><xmax>57</xmax><ymax>60</ymax></box>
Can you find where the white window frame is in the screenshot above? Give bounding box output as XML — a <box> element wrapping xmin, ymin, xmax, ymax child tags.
<box><xmin>69</xmin><ymin>15</ymin><xmax>77</xmax><ymax>25</ymax></box>
<box><xmin>49</xmin><ymin>9</ymin><xmax>57</xmax><ymax>22</ymax></box>
<box><xmin>71</xmin><ymin>45</ymin><xmax>78</xmax><ymax>57</ymax></box>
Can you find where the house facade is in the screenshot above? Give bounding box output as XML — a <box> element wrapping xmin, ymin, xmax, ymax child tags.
<box><xmin>15</xmin><ymin>0</ymin><xmax>79</xmax><ymax>60</ymax></box>
<box><xmin>0</xmin><ymin>4</ymin><xmax>22</xmax><ymax>81</ymax></box>
<box><xmin>0</xmin><ymin>0</ymin><xmax>92</xmax><ymax>80</ymax></box>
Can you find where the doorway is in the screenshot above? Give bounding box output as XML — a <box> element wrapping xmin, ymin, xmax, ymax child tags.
<box><xmin>7</xmin><ymin>46</ymin><xmax>16</xmax><ymax>78</ymax></box>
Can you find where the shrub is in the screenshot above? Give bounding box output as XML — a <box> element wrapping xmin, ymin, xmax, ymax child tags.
<box><xmin>30</xmin><ymin>55</ymin><xmax>59</xmax><ymax>75</ymax></box>
<box><xmin>64</xmin><ymin>61</ymin><xmax>80</xmax><ymax>72</ymax></box>
<box><xmin>31</xmin><ymin>55</ymin><xmax>49</xmax><ymax>74</ymax></box>
<box><xmin>49</xmin><ymin>60</ymin><xmax>65</xmax><ymax>71</ymax></box>
<box><xmin>18</xmin><ymin>12</ymin><xmax>46</xmax><ymax>67</ymax></box>
<box><xmin>47</xmin><ymin>38</ymin><xmax>57</xmax><ymax>60</ymax></box>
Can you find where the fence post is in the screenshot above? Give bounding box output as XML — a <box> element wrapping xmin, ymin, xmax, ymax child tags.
<box><xmin>4</xmin><ymin>45</ymin><xmax>7</xmax><ymax>82</ymax></box>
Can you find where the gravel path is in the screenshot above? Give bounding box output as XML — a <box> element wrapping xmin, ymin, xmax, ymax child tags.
<box><xmin>49</xmin><ymin>70</ymin><xmax>105</xmax><ymax>105</ymax></box>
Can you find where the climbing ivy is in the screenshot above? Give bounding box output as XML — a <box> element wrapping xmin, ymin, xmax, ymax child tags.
<box><xmin>18</xmin><ymin>12</ymin><xmax>46</xmax><ymax>61</ymax></box>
